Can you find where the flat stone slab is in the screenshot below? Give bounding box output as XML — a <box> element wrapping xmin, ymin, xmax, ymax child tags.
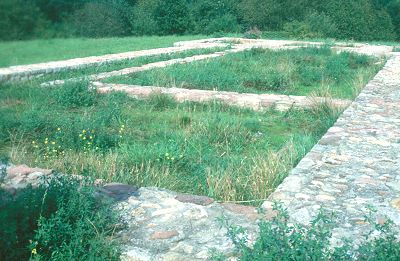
<box><xmin>263</xmin><ymin>54</ymin><xmax>400</xmax><ymax>245</ymax></box>
<box><xmin>117</xmin><ymin>187</ymin><xmax>262</xmax><ymax>261</ymax></box>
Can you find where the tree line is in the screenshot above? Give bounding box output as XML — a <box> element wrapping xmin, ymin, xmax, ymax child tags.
<box><xmin>0</xmin><ymin>0</ymin><xmax>399</xmax><ymax>41</ymax></box>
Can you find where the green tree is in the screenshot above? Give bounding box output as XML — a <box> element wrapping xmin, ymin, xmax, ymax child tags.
<box><xmin>131</xmin><ymin>0</ymin><xmax>160</xmax><ymax>35</ymax></box>
<box><xmin>65</xmin><ymin>0</ymin><xmax>133</xmax><ymax>38</ymax></box>
<box><xmin>154</xmin><ymin>0</ymin><xmax>193</xmax><ymax>35</ymax></box>
<box><xmin>386</xmin><ymin>0</ymin><xmax>400</xmax><ymax>39</ymax></box>
<box><xmin>0</xmin><ymin>0</ymin><xmax>46</xmax><ymax>40</ymax></box>
<box><xmin>190</xmin><ymin>0</ymin><xmax>240</xmax><ymax>34</ymax></box>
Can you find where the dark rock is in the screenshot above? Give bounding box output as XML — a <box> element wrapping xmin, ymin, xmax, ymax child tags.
<box><xmin>175</xmin><ymin>194</ymin><xmax>214</xmax><ymax>206</ymax></box>
<box><xmin>100</xmin><ymin>183</ymin><xmax>139</xmax><ymax>201</ymax></box>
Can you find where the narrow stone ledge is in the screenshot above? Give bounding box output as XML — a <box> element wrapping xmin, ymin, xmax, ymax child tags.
<box><xmin>94</xmin><ymin>82</ymin><xmax>352</xmax><ymax>112</ymax></box>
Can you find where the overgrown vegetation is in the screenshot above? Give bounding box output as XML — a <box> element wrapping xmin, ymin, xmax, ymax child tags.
<box><xmin>107</xmin><ymin>47</ymin><xmax>383</xmax><ymax>99</ymax></box>
<box><xmin>0</xmin><ymin>175</ymin><xmax>120</xmax><ymax>260</ymax></box>
<box><xmin>1</xmin><ymin>0</ymin><xmax>399</xmax><ymax>41</ymax></box>
<box><xmin>0</xmin><ymin>79</ymin><xmax>339</xmax><ymax>202</ymax></box>
<box><xmin>211</xmin><ymin>203</ymin><xmax>400</xmax><ymax>260</ymax></box>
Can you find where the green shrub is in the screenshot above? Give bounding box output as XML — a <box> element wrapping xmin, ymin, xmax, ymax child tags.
<box><xmin>204</xmin><ymin>14</ymin><xmax>241</xmax><ymax>35</ymax></box>
<box><xmin>283</xmin><ymin>21</ymin><xmax>317</xmax><ymax>39</ymax></box>
<box><xmin>0</xmin><ymin>175</ymin><xmax>120</xmax><ymax>260</ymax></box>
<box><xmin>305</xmin><ymin>12</ymin><xmax>338</xmax><ymax>39</ymax></box>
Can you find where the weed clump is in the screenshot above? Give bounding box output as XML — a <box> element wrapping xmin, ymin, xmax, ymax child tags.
<box><xmin>0</xmin><ymin>175</ymin><xmax>120</xmax><ymax>260</ymax></box>
<box><xmin>53</xmin><ymin>80</ymin><xmax>97</xmax><ymax>108</ymax></box>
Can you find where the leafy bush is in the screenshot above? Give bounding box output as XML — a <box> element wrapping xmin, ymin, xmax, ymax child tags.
<box><xmin>0</xmin><ymin>175</ymin><xmax>120</xmax><ymax>260</ymax></box>
<box><xmin>283</xmin><ymin>21</ymin><xmax>317</xmax><ymax>39</ymax></box>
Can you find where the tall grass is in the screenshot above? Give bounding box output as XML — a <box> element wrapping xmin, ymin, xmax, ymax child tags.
<box><xmin>1</xmin><ymin>80</ymin><xmax>340</xmax><ymax>202</ymax></box>
<box><xmin>107</xmin><ymin>47</ymin><xmax>383</xmax><ymax>99</ymax></box>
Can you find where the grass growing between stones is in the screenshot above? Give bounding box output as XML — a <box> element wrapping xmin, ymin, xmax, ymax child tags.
<box><xmin>0</xmin><ymin>81</ymin><xmax>340</xmax><ymax>202</ymax></box>
<box><xmin>37</xmin><ymin>47</ymin><xmax>228</xmax><ymax>83</ymax></box>
<box><xmin>106</xmin><ymin>47</ymin><xmax>383</xmax><ymax>99</ymax></box>
<box><xmin>0</xmin><ymin>174</ymin><xmax>120</xmax><ymax>260</ymax></box>
<box><xmin>212</xmin><ymin>203</ymin><xmax>400</xmax><ymax>260</ymax></box>
<box><xmin>0</xmin><ymin>35</ymin><xmax>207</xmax><ymax>67</ymax></box>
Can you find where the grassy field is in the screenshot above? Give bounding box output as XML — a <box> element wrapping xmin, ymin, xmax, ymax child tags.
<box><xmin>37</xmin><ymin>47</ymin><xmax>228</xmax><ymax>83</ymax></box>
<box><xmin>0</xmin><ymin>35</ymin><xmax>206</xmax><ymax>67</ymax></box>
<box><xmin>0</xmin><ymin>80</ymin><xmax>339</xmax><ymax>202</ymax></box>
<box><xmin>106</xmin><ymin>47</ymin><xmax>383</xmax><ymax>99</ymax></box>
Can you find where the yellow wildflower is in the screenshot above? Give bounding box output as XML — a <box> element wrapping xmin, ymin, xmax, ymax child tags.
<box><xmin>32</xmin><ymin>248</ymin><xmax>37</xmax><ymax>255</ymax></box>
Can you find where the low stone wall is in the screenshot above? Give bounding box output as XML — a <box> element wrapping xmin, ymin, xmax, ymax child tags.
<box><xmin>0</xmin><ymin>42</ymin><xmax>226</xmax><ymax>83</ymax></box>
<box><xmin>263</xmin><ymin>53</ymin><xmax>400</xmax><ymax>245</ymax></box>
<box><xmin>95</xmin><ymin>82</ymin><xmax>352</xmax><ymax>112</ymax></box>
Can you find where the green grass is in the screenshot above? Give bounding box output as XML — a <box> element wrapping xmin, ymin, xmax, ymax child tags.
<box><xmin>37</xmin><ymin>46</ymin><xmax>228</xmax><ymax>83</ymax></box>
<box><xmin>106</xmin><ymin>47</ymin><xmax>383</xmax><ymax>99</ymax></box>
<box><xmin>0</xmin><ymin>35</ymin><xmax>207</xmax><ymax>67</ymax></box>
<box><xmin>0</xmin><ymin>80</ymin><xmax>339</xmax><ymax>202</ymax></box>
